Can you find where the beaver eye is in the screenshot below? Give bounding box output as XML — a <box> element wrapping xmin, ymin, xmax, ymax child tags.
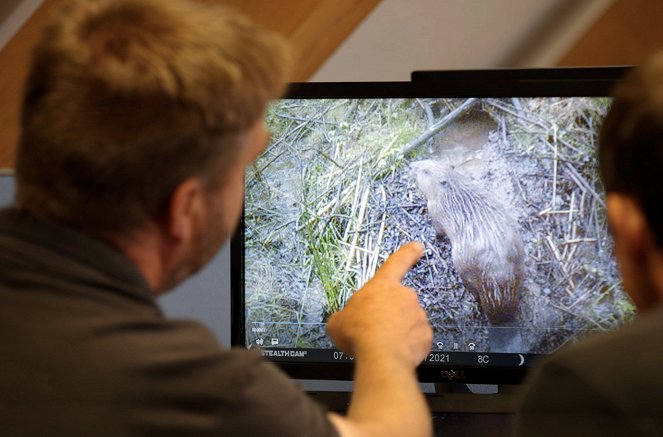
<box><xmin>440</xmin><ymin>181</ymin><xmax>449</xmax><ymax>187</ymax></box>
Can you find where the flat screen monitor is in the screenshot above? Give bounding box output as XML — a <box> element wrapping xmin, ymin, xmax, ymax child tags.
<box><xmin>232</xmin><ymin>67</ymin><xmax>634</xmax><ymax>385</ymax></box>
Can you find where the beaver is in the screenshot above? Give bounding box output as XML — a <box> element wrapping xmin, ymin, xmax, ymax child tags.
<box><xmin>411</xmin><ymin>159</ymin><xmax>524</xmax><ymax>326</ymax></box>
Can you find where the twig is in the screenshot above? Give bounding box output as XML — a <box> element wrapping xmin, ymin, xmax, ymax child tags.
<box><xmin>416</xmin><ymin>98</ymin><xmax>435</xmax><ymax>128</ymax></box>
<box><xmin>568</xmin><ymin>191</ymin><xmax>576</xmax><ymax>242</ymax></box>
<box><xmin>402</xmin><ymin>98</ymin><xmax>478</xmax><ymax>155</ymax></box>
<box><xmin>344</xmin><ymin>186</ymin><xmax>371</xmax><ymax>272</ymax></box>
<box><xmin>563</xmin><ymin>238</ymin><xmax>598</xmax><ymax>244</ymax></box>
<box><xmin>486</xmin><ymin>98</ymin><xmax>548</xmax><ymax>131</ymax></box>
<box><xmin>545</xmin><ymin>235</ymin><xmax>575</xmax><ymax>293</ymax></box>
<box><xmin>342</xmin><ymin>161</ymin><xmax>364</xmax><ymax>242</ymax></box>
<box><xmin>274</xmin><ymin>112</ymin><xmax>339</xmax><ymax>125</ymax></box>
<box><xmin>538</xmin><ymin>208</ymin><xmax>578</xmax><ymax>216</ymax></box>
<box><xmin>551</xmin><ymin>124</ymin><xmax>559</xmax><ymax>210</ymax></box>
<box><xmin>563</xmin><ymin>163</ymin><xmax>605</xmax><ymax>209</ymax></box>
<box><xmin>369</xmin><ymin>186</ymin><xmax>387</xmax><ymax>278</ymax></box>
<box><xmin>550</xmin><ymin>302</ymin><xmax>605</xmax><ymax>329</ymax></box>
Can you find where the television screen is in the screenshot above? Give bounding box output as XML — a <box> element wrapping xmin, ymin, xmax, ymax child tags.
<box><xmin>232</xmin><ymin>69</ymin><xmax>634</xmax><ymax>384</ymax></box>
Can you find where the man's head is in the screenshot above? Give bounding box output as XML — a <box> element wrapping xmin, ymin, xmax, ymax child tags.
<box><xmin>599</xmin><ymin>52</ymin><xmax>663</xmax><ymax>310</ymax></box>
<box><xmin>15</xmin><ymin>0</ymin><xmax>290</xmax><ymax>237</ymax></box>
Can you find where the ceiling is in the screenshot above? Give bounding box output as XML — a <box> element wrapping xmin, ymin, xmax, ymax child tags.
<box><xmin>0</xmin><ymin>0</ymin><xmax>615</xmax><ymax>81</ymax></box>
<box><xmin>2</xmin><ymin>0</ymin><xmax>663</xmax><ymax>168</ymax></box>
<box><xmin>3</xmin><ymin>0</ymin><xmax>663</xmax><ymax>82</ymax></box>
<box><xmin>312</xmin><ymin>0</ymin><xmax>615</xmax><ymax>81</ymax></box>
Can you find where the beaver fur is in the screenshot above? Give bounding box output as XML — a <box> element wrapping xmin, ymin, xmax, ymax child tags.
<box><xmin>412</xmin><ymin>159</ymin><xmax>524</xmax><ymax>325</ymax></box>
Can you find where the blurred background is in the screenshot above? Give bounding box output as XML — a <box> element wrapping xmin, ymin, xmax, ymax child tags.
<box><xmin>2</xmin><ymin>0</ymin><xmax>663</xmax><ymax>167</ymax></box>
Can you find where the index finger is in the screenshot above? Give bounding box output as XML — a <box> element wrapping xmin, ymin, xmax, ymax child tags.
<box><xmin>373</xmin><ymin>241</ymin><xmax>424</xmax><ymax>283</ymax></box>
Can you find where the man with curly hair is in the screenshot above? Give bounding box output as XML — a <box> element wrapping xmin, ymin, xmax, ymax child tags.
<box><xmin>0</xmin><ymin>1</ymin><xmax>432</xmax><ymax>435</ymax></box>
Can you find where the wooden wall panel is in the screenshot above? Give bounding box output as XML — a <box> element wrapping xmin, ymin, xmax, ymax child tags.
<box><xmin>0</xmin><ymin>0</ymin><xmax>60</xmax><ymax>168</ymax></box>
<box><xmin>557</xmin><ymin>0</ymin><xmax>663</xmax><ymax>66</ymax></box>
<box><xmin>214</xmin><ymin>0</ymin><xmax>381</xmax><ymax>81</ymax></box>
<box><xmin>5</xmin><ymin>0</ymin><xmax>660</xmax><ymax>169</ymax></box>
<box><xmin>0</xmin><ymin>0</ymin><xmax>380</xmax><ymax>168</ymax></box>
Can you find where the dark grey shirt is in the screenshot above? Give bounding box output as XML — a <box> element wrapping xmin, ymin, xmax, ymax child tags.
<box><xmin>515</xmin><ymin>304</ymin><xmax>663</xmax><ymax>436</ymax></box>
<box><xmin>0</xmin><ymin>209</ymin><xmax>337</xmax><ymax>436</ymax></box>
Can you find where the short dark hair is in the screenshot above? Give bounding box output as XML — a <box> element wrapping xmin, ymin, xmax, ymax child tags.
<box><xmin>16</xmin><ymin>0</ymin><xmax>291</xmax><ymax>235</ymax></box>
<box><xmin>599</xmin><ymin>53</ymin><xmax>663</xmax><ymax>245</ymax></box>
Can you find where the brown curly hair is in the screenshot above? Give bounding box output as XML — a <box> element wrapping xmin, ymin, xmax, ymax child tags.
<box><xmin>16</xmin><ymin>0</ymin><xmax>291</xmax><ymax>235</ymax></box>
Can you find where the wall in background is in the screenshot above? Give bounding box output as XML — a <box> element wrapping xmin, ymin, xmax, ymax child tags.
<box><xmin>0</xmin><ymin>0</ymin><xmax>379</xmax><ymax>168</ymax></box>
<box><xmin>3</xmin><ymin>0</ymin><xmax>663</xmax><ymax>165</ymax></box>
<box><xmin>312</xmin><ymin>0</ymin><xmax>613</xmax><ymax>81</ymax></box>
<box><xmin>0</xmin><ymin>0</ymin><xmax>40</xmax><ymax>50</ymax></box>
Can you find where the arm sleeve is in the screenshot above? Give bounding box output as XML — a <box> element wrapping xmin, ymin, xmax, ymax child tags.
<box><xmin>113</xmin><ymin>320</ymin><xmax>339</xmax><ymax>437</ymax></box>
<box><xmin>222</xmin><ymin>348</ymin><xmax>341</xmax><ymax>437</ymax></box>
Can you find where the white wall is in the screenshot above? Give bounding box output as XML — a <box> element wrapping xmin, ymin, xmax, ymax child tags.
<box><xmin>312</xmin><ymin>0</ymin><xmax>615</xmax><ymax>81</ymax></box>
<box><xmin>1</xmin><ymin>0</ymin><xmax>615</xmax><ymax>81</ymax></box>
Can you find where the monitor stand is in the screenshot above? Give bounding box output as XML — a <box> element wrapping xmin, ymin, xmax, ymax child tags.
<box><xmin>427</xmin><ymin>383</ymin><xmax>520</xmax><ymax>413</ymax></box>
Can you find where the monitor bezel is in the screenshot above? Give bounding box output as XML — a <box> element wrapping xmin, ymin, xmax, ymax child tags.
<box><xmin>231</xmin><ymin>67</ymin><xmax>631</xmax><ymax>385</ymax></box>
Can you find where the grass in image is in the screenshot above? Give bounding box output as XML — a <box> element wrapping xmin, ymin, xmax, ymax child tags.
<box><xmin>244</xmin><ymin>98</ymin><xmax>424</xmax><ymax>346</ymax></box>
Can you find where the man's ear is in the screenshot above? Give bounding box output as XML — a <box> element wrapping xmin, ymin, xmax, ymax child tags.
<box><xmin>606</xmin><ymin>193</ymin><xmax>647</xmax><ymax>255</ymax></box>
<box><xmin>165</xmin><ymin>178</ymin><xmax>205</xmax><ymax>243</ymax></box>
<box><xmin>606</xmin><ymin>192</ymin><xmax>663</xmax><ymax>309</ymax></box>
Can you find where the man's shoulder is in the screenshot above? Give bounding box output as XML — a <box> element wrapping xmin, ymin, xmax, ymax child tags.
<box><xmin>551</xmin><ymin>305</ymin><xmax>663</xmax><ymax>367</ymax></box>
<box><xmin>98</xmin><ymin>318</ymin><xmax>337</xmax><ymax>436</ymax></box>
<box><xmin>530</xmin><ymin>305</ymin><xmax>663</xmax><ymax>409</ymax></box>
<box><xmin>85</xmin><ymin>314</ymin><xmax>264</xmax><ymax>378</ymax></box>
<box><xmin>515</xmin><ymin>307</ymin><xmax>663</xmax><ymax>436</ymax></box>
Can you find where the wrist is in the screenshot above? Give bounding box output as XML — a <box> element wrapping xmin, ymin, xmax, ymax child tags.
<box><xmin>352</xmin><ymin>340</ymin><xmax>420</xmax><ymax>371</ymax></box>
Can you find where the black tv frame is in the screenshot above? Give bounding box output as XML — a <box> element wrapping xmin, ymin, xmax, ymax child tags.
<box><xmin>411</xmin><ymin>65</ymin><xmax>632</xmax><ymax>83</ymax></box>
<box><xmin>231</xmin><ymin>67</ymin><xmax>631</xmax><ymax>386</ymax></box>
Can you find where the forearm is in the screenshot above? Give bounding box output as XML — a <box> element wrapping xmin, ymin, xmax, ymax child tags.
<box><xmin>330</xmin><ymin>348</ymin><xmax>432</xmax><ymax>437</ymax></box>
<box><xmin>325</xmin><ymin>242</ymin><xmax>432</xmax><ymax>437</ymax></box>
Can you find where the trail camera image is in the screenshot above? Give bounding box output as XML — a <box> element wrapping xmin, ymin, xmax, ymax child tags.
<box><xmin>244</xmin><ymin>97</ymin><xmax>635</xmax><ymax>353</ymax></box>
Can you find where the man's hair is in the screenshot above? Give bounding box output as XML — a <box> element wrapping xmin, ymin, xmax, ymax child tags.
<box><xmin>16</xmin><ymin>0</ymin><xmax>290</xmax><ymax>234</ymax></box>
<box><xmin>599</xmin><ymin>53</ymin><xmax>663</xmax><ymax>246</ymax></box>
